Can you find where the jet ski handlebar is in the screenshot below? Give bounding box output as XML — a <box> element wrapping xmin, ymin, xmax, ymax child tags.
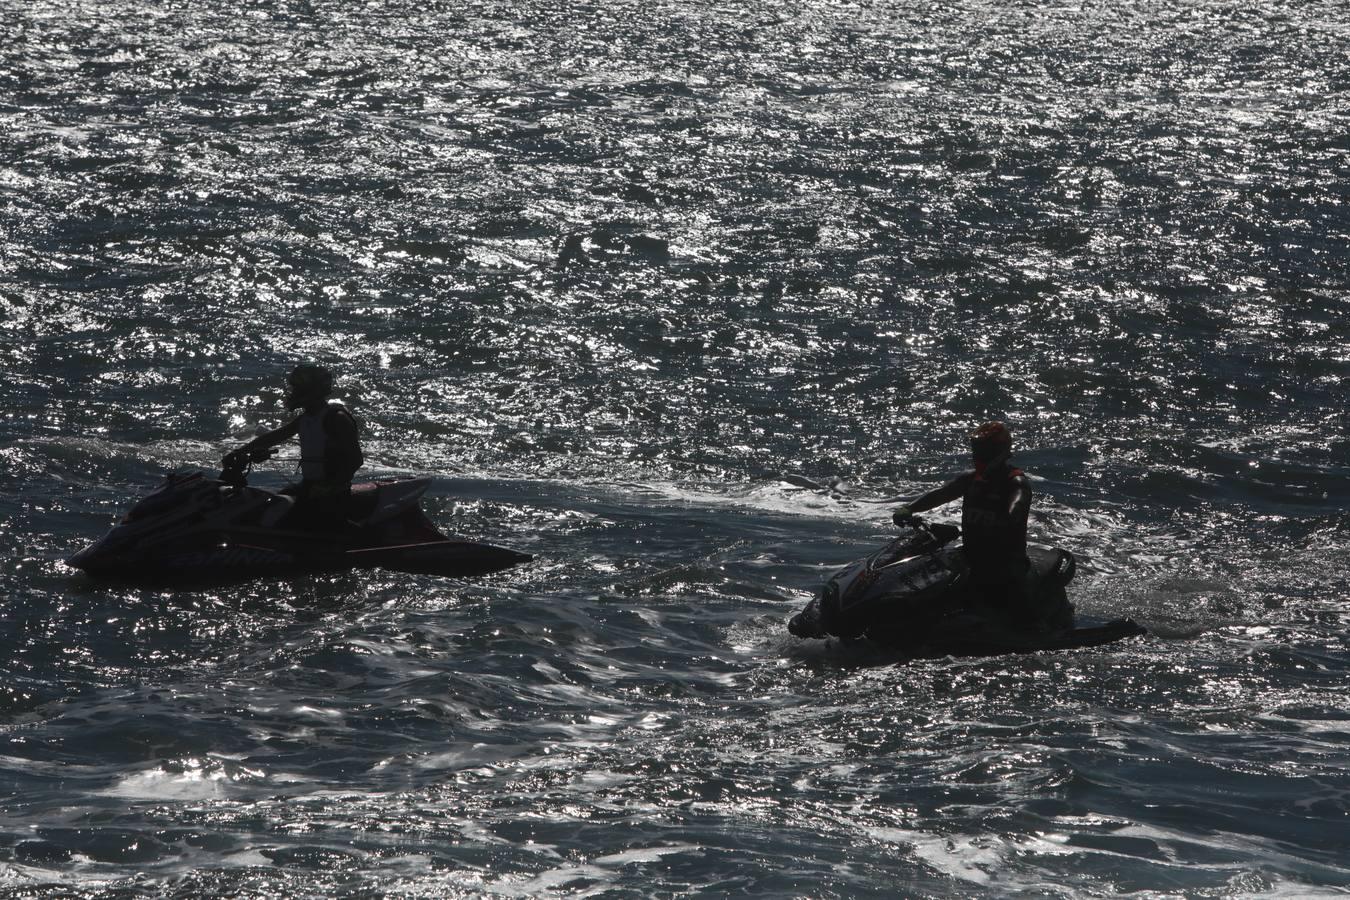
<box><xmin>220</xmin><ymin>445</ymin><xmax>276</xmax><ymax>487</ymax></box>
<box><xmin>897</xmin><ymin>514</ymin><xmax>961</xmax><ymax>546</ymax></box>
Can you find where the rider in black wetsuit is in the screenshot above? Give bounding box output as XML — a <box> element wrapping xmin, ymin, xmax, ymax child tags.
<box><xmin>891</xmin><ymin>422</ymin><xmax>1034</xmax><ymax>618</ymax></box>
<box><xmin>224</xmin><ymin>362</ymin><xmax>363</xmax><ymax>529</ymax></box>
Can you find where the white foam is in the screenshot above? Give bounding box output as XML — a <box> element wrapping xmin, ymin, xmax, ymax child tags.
<box><xmin>592</xmin><ymin>843</ymin><xmax>701</xmax><ymax>866</ymax></box>
<box><xmin>100</xmin><ymin>765</ymin><xmax>231</xmax><ymax>801</ymax></box>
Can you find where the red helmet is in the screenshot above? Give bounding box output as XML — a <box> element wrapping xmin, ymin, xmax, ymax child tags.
<box><xmin>970</xmin><ymin>421</ymin><xmax>1012</xmax><ymax>462</ymax></box>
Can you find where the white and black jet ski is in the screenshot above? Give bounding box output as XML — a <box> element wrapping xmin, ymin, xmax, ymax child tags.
<box><xmin>66</xmin><ymin>450</ymin><xmax>531</xmax><ymax>580</ymax></box>
<box><xmin>788</xmin><ymin>518</ymin><xmax>1143</xmax><ymax>658</ymax></box>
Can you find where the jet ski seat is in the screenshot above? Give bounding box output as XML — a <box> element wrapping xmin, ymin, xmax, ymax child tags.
<box><xmin>1027</xmin><ymin>546</ymin><xmax>1076</xmax><ymax>586</ymax></box>
<box><xmin>259</xmin><ymin>493</ymin><xmax>295</xmax><ymax>528</ymax></box>
<box><xmin>348</xmin><ymin>482</ymin><xmax>380</xmax><ymax>522</ymax></box>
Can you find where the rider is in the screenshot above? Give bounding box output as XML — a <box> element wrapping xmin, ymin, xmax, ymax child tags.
<box><xmin>891</xmin><ymin>421</ymin><xmax>1033</xmax><ymax>617</ymax></box>
<box><xmin>224</xmin><ymin>362</ymin><xmax>363</xmax><ymax>527</ymax></box>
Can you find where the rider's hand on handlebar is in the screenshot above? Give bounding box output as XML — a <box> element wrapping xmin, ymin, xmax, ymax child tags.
<box><xmin>892</xmin><ymin>505</ymin><xmax>919</xmax><ymax>528</ymax></box>
<box><xmin>224</xmin><ymin>445</ymin><xmax>272</xmax><ymax>468</ymax></box>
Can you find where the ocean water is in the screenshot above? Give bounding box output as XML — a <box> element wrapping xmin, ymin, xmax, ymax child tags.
<box><xmin>2</xmin><ymin>0</ymin><xmax>1349</xmax><ymax>895</ymax></box>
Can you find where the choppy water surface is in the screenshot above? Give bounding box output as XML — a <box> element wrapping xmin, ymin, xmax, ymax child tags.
<box><xmin>3</xmin><ymin>0</ymin><xmax>1349</xmax><ymax>894</ymax></box>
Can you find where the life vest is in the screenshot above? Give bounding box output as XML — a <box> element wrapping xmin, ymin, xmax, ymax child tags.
<box><xmin>298</xmin><ymin>403</ymin><xmax>361</xmax><ymax>483</ymax></box>
<box><xmin>962</xmin><ymin>465</ymin><xmax>1029</xmax><ymax>567</ymax></box>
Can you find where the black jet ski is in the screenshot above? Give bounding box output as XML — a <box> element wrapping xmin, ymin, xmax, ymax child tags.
<box><xmin>788</xmin><ymin>518</ymin><xmax>1144</xmax><ymax>658</ymax></box>
<box><xmin>67</xmin><ymin>449</ymin><xmax>531</xmax><ymax>580</ymax></box>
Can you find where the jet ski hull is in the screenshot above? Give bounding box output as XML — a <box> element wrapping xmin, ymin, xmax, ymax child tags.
<box><xmin>789</xmin><ymin>521</ymin><xmax>1145</xmax><ymax>658</ymax></box>
<box><xmin>342</xmin><ymin>540</ymin><xmax>532</xmax><ymax>578</ymax></box>
<box><xmin>69</xmin><ymin>537</ymin><xmax>531</xmax><ymax>580</ymax></box>
<box><xmin>792</xmin><ymin>601</ymin><xmax>1144</xmax><ymax>659</ymax></box>
<box><xmin>67</xmin><ymin>471</ymin><xmax>531</xmax><ymax>582</ymax></box>
<box><xmin>893</xmin><ymin>613</ymin><xmax>1145</xmax><ymax>659</ymax></box>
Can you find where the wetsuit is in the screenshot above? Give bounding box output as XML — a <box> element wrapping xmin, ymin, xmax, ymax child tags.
<box><xmin>901</xmin><ymin>463</ymin><xmax>1033</xmax><ymax>616</ymax></box>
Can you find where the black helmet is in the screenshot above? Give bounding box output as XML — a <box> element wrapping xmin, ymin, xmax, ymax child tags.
<box><xmin>970</xmin><ymin>421</ymin><xmax>1013</xmax><ymax>463</ymax></box>
<box><xmin>286</xmin><ymin>362</ymin><xmax>333</xmax><ymax>408</ymax></box>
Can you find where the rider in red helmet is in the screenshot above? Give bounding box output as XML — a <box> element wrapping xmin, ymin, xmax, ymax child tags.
<box><xmin>892</xmin><ymin>421</ymin><xmax>1033</xmax><ymax>618</ymax></box>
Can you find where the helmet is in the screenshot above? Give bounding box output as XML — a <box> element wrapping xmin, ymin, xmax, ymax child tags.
<box><xmin>286</xmin><ymin>362</ymin><xmax>333</xmax><ymax>408</ymax></box>
<box><xmin>970</xmin><ymin>421</ymin><xmax>1012</xmax><ymax>463</ymax></box>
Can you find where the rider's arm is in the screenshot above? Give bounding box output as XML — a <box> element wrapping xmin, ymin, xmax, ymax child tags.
<box><xmin>906</xmin><ymin>472</ymin><xmax>973</xmax><ymax>513</ymax></box>
<box><xmin>1007</xmin><ymin>472</ymin><xmax>1031</xmax><ymax>521</ymax></box>
<box><xmin>894</xmin><ymin>472</ymin><xmax>973</xmax><ymax>526</ymax></box>
<box><xmin>240</xmin><ymin>417</ymin><xmax>299</xmax><ymax>454</ymax></box>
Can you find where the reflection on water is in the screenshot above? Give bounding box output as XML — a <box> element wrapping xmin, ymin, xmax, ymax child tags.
<box><xmin>2</xmin><ymin>0</ymin><xmax>1348</xmax><ymax>893</ymax></box>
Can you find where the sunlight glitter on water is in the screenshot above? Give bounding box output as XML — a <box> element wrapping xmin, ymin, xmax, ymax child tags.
<box><xmin>3</xmin><ymin>0</ymin><xmax>1349</xmax><ymax>893</ymax></box>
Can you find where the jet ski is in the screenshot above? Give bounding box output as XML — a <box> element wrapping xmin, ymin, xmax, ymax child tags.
<box><xmin>788</xmin><ymin>518</ymin><xmax>1144</xmax><ymax>658</ymax></box>
<box><xmin>66</xmin><ymin>449</ymin><xmax>531</xmax><ymax>580</ymax></box>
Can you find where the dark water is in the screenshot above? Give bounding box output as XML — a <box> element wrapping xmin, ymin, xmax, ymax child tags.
<box><xmin>3</xmin><ymin>0</ymin><xmax>1349</xmax><ymax>894</ymax></box>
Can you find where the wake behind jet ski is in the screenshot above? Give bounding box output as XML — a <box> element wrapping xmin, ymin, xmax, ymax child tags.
<box><xmin>788</xmin><ymin>516</ymin><xmax>1144</xmax><ymax>658</ymax></box>
<box><xmin>66</xmin><ymin>448</ymin><xmax>531</xmax><ymax>581</ymax></box>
